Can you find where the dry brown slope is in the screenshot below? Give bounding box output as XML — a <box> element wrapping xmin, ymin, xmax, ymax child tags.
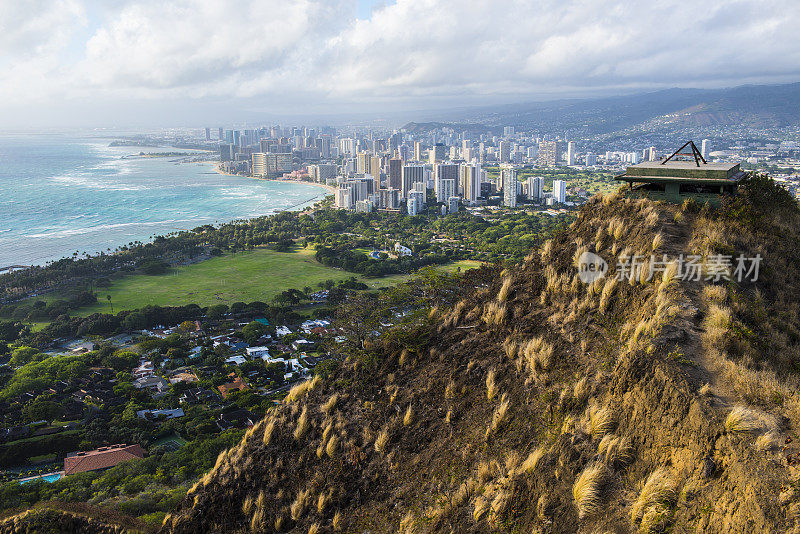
<box><xmin>162</xmin><ymin>185</ymin><xmax>800</xmax><ymax>534</ymax></box>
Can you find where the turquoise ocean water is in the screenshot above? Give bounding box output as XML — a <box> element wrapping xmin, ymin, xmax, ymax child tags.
<box><xmin>0</xmin><ymin>134</ymin><xmax>327</xmax><ymax>268</ymax></box>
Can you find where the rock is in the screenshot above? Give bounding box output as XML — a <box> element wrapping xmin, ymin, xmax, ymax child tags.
<box><xmin>701</xmin><ymin>457</ymin><xmax>716</xmax><ymax>478</ymax></box>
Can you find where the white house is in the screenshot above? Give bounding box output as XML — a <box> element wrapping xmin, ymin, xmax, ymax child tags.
<box><xmin>225</xmin><ymin>355</ymin><xmax>247</xmax><ymax>366</ymax></box>
<box><xmin>245</xmin><ymin>346</ymin><xmax>271</xmax><ymax>359</ymax></box>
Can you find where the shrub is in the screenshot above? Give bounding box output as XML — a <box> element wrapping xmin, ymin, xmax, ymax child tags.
<box><xmin>725</xmin><ymin>405</ymin><xmax>776</xmax><ymax>434</ymax></box>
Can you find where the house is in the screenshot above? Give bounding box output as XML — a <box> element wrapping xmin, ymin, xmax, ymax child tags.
<box><xmin>132</xmin><ymin>360</ymin><xmax>155</xmax><ymax>380</ymax></box>
<box><xmin>276</xmin><ymin>326</ymin><xmax>292</xmax><ymax>337</ymax></box>
<box><xmin>291</xmin><ymin>339</ymin><xmax>313</xmax><ymax>351</ymax></box>
<box><xmin>63</xmin><ymin>444</ymin><xmax>145</xmax><ymax>476</ymax></box>
<box><xmin>179</xmin><ymin>387</ymin><xmax>218</xmax><ymax>405</ymax></box>
<box><xmin>216</xmin><ymin>409</ymin><xmax>255</xmax><ymax>430</ymax></box>
<box><xmin>225</xmin><ymin>355</ymin><xmax>247</xmax><ymax>366</ymax></box>
<box><xmin>168</xmin><ymin>370</ymin><xmax>199</xmax><ymax>384</ymax></box>
<box><xmin>246</xmin><ymin>346</ymin><xmax>271</xmax><ymax>359</ymax></box>
<box><xmin>136</xmin><ymin>408</ymin><xmax>185</xmax><ymax>420</ymax></box>
<box><xmin>217</xmin><ymin>376</ymin><xmax>250</xmax><ymax>399</ymax></box>
<box><xmin>394</xmin><ymin>243</ymin><xmax>412</xmax><ymax>257</ymax></box>
<box><xmin>133</xmin><ymin>375</ymin><xmax>170</xmax><ymax>394</ymax></box>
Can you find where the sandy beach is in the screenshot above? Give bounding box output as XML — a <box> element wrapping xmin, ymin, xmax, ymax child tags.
<box><xmin>213</xmin><ymin>164</ymin><xmax>337</xmax><ymax>193</ymax></box>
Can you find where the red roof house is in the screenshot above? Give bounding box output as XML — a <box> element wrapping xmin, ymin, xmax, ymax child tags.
<box><xmin>63</xmin><ymin>444</ymin><xmax>145</xmax><ymax>475</ymax></box>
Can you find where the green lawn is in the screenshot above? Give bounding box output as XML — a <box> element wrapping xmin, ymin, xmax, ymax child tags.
<box><xmin>38</xmin><ymin>251</ymin><xmax>484</xmax><ymax>318</ymax></box>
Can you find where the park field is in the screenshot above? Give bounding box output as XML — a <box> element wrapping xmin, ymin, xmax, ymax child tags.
<box><xmin>56</xmin><ymin>248</ymin><xmax>482</xmax><ymax>316</ymax></box>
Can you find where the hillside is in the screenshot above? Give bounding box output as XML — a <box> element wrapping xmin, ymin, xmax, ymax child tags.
<box><xmin>7</xmin><ymin>177</ymin><xmax>800</xmax><ymax>533</ymax></box>
<box><xmin>424</xmin><ymin>82</ymin><xmax>800</xmax><ymax>136</ymax></box>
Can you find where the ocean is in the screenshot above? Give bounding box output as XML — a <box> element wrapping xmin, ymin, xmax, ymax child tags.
<box><xmin>0</xmin><ymin>134</ymin><xmax>328</xmax><ymax>269</ymax></box>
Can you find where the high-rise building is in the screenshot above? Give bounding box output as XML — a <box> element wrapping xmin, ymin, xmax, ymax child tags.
<box><xmin>538</xmin><ymin>141</ymin><xmax>565</xmax><ymax>166</ymax></box>
<box><xmin>401</xmin><ymin>164</ymin><xmax>425</xmax><ymax>199</ymax></box>
<box><xmin>585</xmin><ymin>152</ymin><xmax>597</xmax><ymax>166</ymax></box>
<box><xmin>499</xmin><ymin>141</ymin><xmax>511</xmax><ymax>163</ymax></box>
<box><xmin>218</xmin><ymin>127</ymin><xmax>224</xmax><ymax>140</ymax></box>
<box><xmin>220</xmin><ymin>144</ymin><xmax>235</xmax><ymax>162</ymax></box>
<box><xmin>379</xmin><ymin>188</ymin><xmax>400</xmax><ymax>209</ymax></box>
<box><xmin>701</xmin><ymin>139</ymin><xmax>710</xmax><ymax>160</ymax></box>
<box><xmin>252</xmin><ymin>152</ymin><xmax>292</xmax><ymax>177</ymax></box>
<box><xmin>460</xmin><ymin>164</ymin><xmax>481</xmax><ymax>204</ymax></box>
<box><xmin>204</xmin><ymin>127</ymin><xmax>211</xmax><ymax>141</ymax></box>
<box><xmin>648</xmin><ymin>147</ymin><xmax>658</xmax><ymax>161</ymax></box>
<box><xmin>503</xmin><ymin>126</ymin><xmax>515</xmax><ymax>137</ymax></box>
<box><xmin>336</xmin><ymin>187</ymin><xmax>353</xmax><ymax>209</ymax></box>
<box><xmin>527</xmin><ymin>176</ymin><xmax>544</xmax><ymax>200</ymax></box>
<box><xmin>447</xmin><ymin>196</ymin><xmax>460</xmax><ymax>214</ymax></box>
<box><xmin>566</xmin><ymin>141</ymin><xmax>576</xmax><ymax>166</ymax></box>
<box><xmin>388</xmin><ymin>158</ymin><xmax>403</xmax><ymax>190</ymax></box>
<box><xmin>414</xmin><ymin>141</ymin><xmax>424</xmax><ymax>162</ymax></box>
<box><xmin>436</xmin><ymin>179</ymin><xmax>456</xmax><ymax>204</ymax></box>
<box><xmin>434</xmin><ymin>163</ymin><xmax>459</xmax><ymax>202</ymax></box>
<box><xmin>407</xmin><ymin>189</ymin><xmax>425</xmax><ymax>216</ymax></box>
<box><xmin>308</xmin><ymin>164</ymin><xmax>337</xmax><ymax>183</ymax></box>
<box><xmin>553</xmin><ymin>179</ymin><xmax>567</xmax><ymax>203</ymax></box>
<box><xmin>501</xmin><ymin>166</ymin><xmax>517</xmax><ymax>207</ymax></box>
<box><xmin>429</xmin><ymin>143</ymin><xmax>447</xmax><ymax>163</ymax></box>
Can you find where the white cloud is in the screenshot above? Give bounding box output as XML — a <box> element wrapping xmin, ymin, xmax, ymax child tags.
<box><xmin>0</xmin><ymin>0</ymin><xmax>798</xmax><ymax>125</ymax></box>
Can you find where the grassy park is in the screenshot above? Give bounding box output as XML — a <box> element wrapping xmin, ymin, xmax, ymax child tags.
<box><xmin>50</xmin><ymin>248</ymin><xmax>482</xmax><ymax>317</ymax></box>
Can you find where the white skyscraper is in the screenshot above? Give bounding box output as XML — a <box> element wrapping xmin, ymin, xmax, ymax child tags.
<box><xmin>527</xmin><ymin>176</ymin><xmax>544</xmax><ymax>200</ymax></box>
<box><xmin>701</xmin><ymin>139</ymin><xmax>710</xmax><ymax>160</ymax></box>
<box><xmin>553</xmin><ymin>179</ymin><xmax>566</xmax><ymax>204</ymax></box>
<box><xmin>648</xmin><ymin>146</ymin><xmax>657</xmax><ymax>161</ymax></box>
<box><xmin>501</xmin><ymin>167</ymin><xmax>517</xmax><ymax>208</ymax></box>
<box><xmin>566</xmin><ymin>141</ymin><xmax>576</xmax><ymax>166</ymax></box>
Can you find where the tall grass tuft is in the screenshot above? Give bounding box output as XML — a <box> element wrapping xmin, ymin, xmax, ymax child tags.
<box><xmin>572</xmin><ymin>463</ymin><xmax>607</xmax><ymax>518</ymax></box>
<box><xmin>630</xmin><ymin>468</ymin><xmax>678</xmax><ymax>531</ymax></box>
<box><xmin>486</xmin><ymin>369</ymin><xmax>498</xmax><ymax>401</ymax></box>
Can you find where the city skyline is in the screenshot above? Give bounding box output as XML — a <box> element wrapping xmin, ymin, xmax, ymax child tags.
<box><xmin>3</xmin><ymin>0</ymin><xmax>800</xmax><ymax>128</ymax></box>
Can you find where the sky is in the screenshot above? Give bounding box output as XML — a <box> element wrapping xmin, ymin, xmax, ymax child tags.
<box><xmin>1</xmin><ymin>0</ymin><xmax>799</xmax><ymax>129</ymax></box>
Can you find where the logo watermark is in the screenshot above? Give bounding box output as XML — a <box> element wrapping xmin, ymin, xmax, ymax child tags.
<box><xmin>576</xmin><ymin>253</ymin><xmax>762</xmax><ymax>283</ymax></box>
<box><xmin>577</xmin><ymin>251</ymin><xmax>608</xmax><ymax>283</ymax></box>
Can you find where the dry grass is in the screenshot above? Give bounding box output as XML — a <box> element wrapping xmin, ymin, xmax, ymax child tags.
<box><xmin>597</xmin><ymin>434</ymin><xmax>634</xmax><ymax>466</ymax></box>
<box><xmin>285</xmin><ymin>376</ymin><xmax>320</xmax><ymax>403</ymax></box>
<box><xmin>322</xmin><ymin>394</ymin><xmax>338</xmax><ymax>415</ymax></box>
<box><xmin>651</xmin><ymin>232</ymin><xmax>663</xmax><ymax>251</ymax></box>
<box><xmin>374</xmin><ymin>427</ymin><xmax>390</xmax><ymax>453</ymax></box>
<box><xmin>498</xmin><ymin>276</ymin><xmax>513</xmax><ymax>303</ymax></box>
<box><xmin>573</xmin><ymin>463</ymin><xmax>607</xmax><ymax>518</ymax></box>
<box><xmin>519</xmin><ymin>448</ymin><xmax>544</xmax><ymax>474</ymax></box>
<box><xmin>483</xmin><ymin>301</ymin><xmax>508</xmax><ymax>325</ymax></box>
<box><xmin>702</xmin><ymin>284</ymin><xmax>727</xmax><ymax>303</ymax></box>
<box><xmin>473</xmin><ymin>496</ymin><xmax>490</xmax><ymax>522</ymax></box>
<box><xmin>725</xmin><ymin>405</ymin><xmax>777</xmax><ymax>434</ymax></box>
<box><xmin>755</xmin><ymin>430</ymin><xmax>781</xmax><ymax>451</ymax></box>
<box><xmin>326</xmin><ymin>434</ymin><xmax>339</xmax><ymax>457</ymax></box>
<box><xmin>486</xmin><ymin>369</ymin><xmax>498</xmax><ymax>401</ymax></box>
<box><xmin>630</xmin><ymin>468</ymin><xmax>678</xmax><ymax>531</ymax></box>
<box><xmin>332</xmin><ymin>511</ymin><xmax>343</xmax><ymax>530</ymax></box>
<box><xmin>403</xmin><ymin>405</ymin><xmax>414</xmax><ymax>426</ymax></box>
<box><xmin>290</xmin><ymin>488</ymin><xmax>310</xmax><ymax>521</ymax></box>
<box><xmin>293</xmin><ymin>406</ymin><xmax>309</xmax><ymax>440</ymax></box>
<box><xmin>486</xmin><ymin>393</ymin><xmax>510</xmax><ymax>438</ymax></box>
<box><xmin>588</xmin><ymin>402</ymin><xmax>615</xmax><ymax>437</ymax></box>
<box><xmin>573</xmin><ymin>378</ymin><xmax>591</xmax><ymax>406</ymax></box>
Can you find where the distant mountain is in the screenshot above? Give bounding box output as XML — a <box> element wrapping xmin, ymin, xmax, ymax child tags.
<box><xmin>415</xmin><ymin>82</ymin><xmax>800</xmax><ymax>137</ymax></box>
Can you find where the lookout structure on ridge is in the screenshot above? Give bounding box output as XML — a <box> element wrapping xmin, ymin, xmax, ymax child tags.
<box><xmin>615</xmin><ymin>141</ymin><xmax>747</xmax><ymax>205</ymax></box>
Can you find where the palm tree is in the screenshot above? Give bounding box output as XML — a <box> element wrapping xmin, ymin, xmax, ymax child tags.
<box><xmin>106</xmin><ymin>295</ymin><xmax>114</xmax><ymax>314</ymax></box>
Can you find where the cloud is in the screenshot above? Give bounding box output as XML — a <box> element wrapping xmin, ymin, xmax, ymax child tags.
<box><xmin>0</xmin><ymin>0</ymin><xmax>798</xmax><ymax>125</ymax></box>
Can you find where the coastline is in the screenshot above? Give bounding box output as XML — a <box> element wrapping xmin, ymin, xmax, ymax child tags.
<box><xmin>212</xmin><ymin>164</ymin><xmax>337</xmax><ymax>193</ymax></box>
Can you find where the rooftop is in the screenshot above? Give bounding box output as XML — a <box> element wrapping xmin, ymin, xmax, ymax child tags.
<box><xmin>64</xmin><ymin>444</ymin><xmax>145</xmax><ymax>475</ymax></box>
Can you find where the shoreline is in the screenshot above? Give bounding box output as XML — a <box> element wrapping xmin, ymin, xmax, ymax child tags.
<box><xmin>212</xmin><ymin>164</ymin><xmax>337</xmax><ymax>193</ymax></box>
